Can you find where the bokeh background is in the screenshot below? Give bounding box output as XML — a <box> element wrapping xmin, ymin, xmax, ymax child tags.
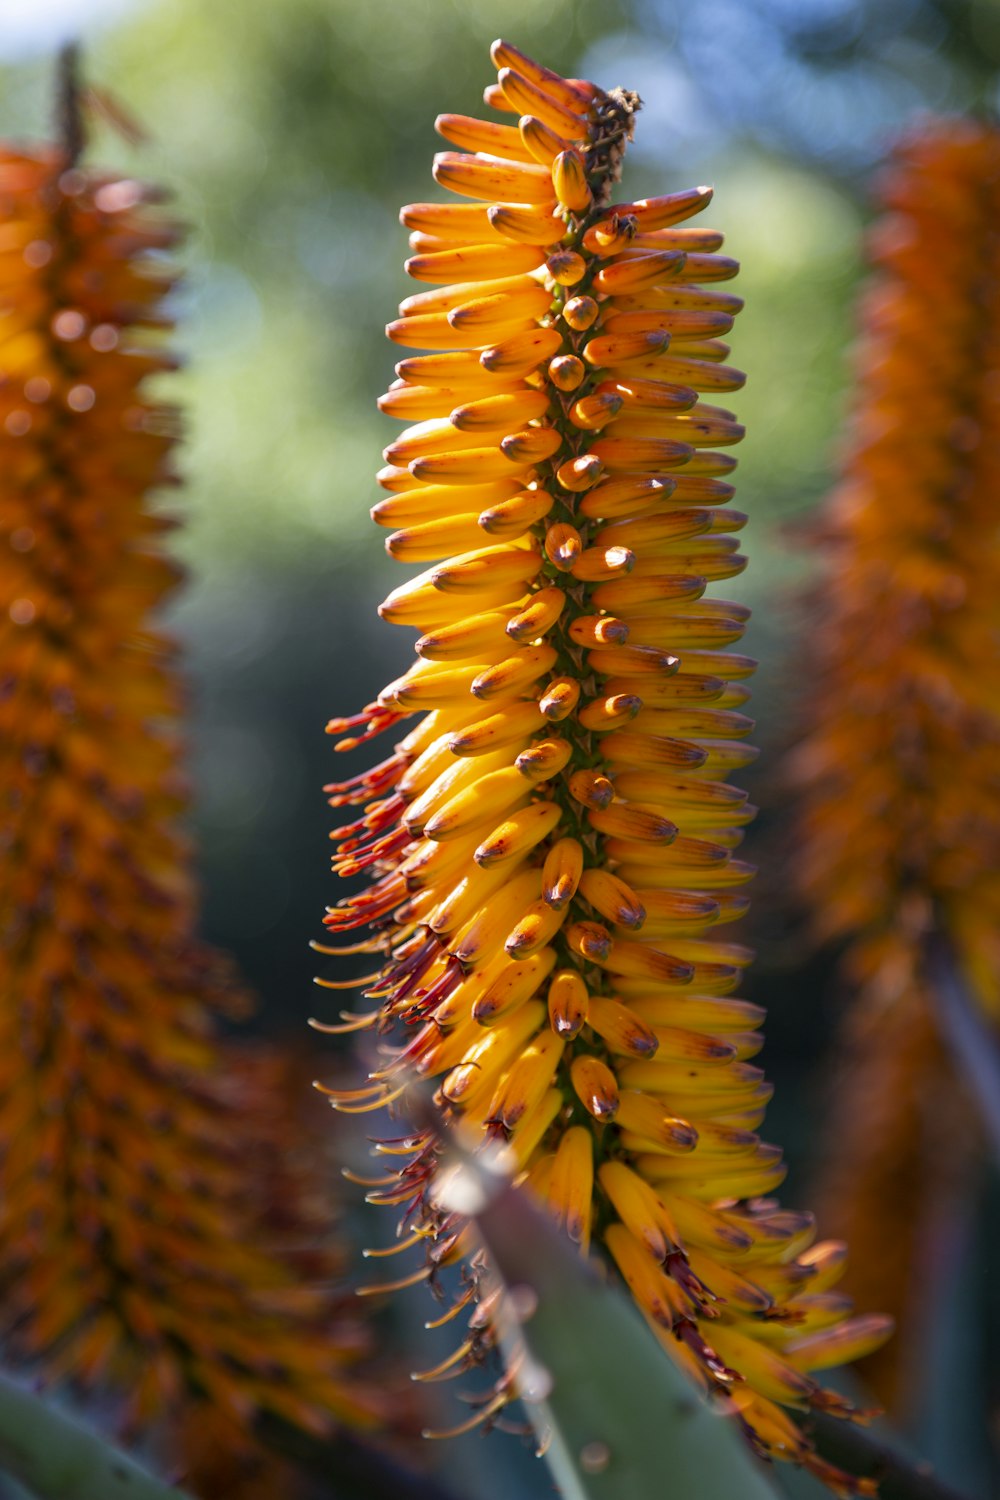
<box><xmin>1</xmin><ymin>2</ymin><xmax>998</xmax><ymax>1496</ymax></box>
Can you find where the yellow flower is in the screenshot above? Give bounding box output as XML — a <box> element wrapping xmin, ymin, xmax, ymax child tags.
<box><xmin>795</xmin><ymin>120</ymin><xmax>1000</xmax><ymax>1407</ymax></box>
<box><xmin>324</xmin><ymin>39</ymin><xmax>889</xmax><ymax>1487</ymax></box>
<box><xmin>0</xmin><ymin>141</ymin><xmax>376</xmax><ymax>1482</ymax></box>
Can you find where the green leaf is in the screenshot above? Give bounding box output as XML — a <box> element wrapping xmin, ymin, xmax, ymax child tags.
<box><xmin>439</xmin><ymin>1149</ymin><xmax>780</xmax><ymax>1500</ymax></box>
<box><xmin>0</xmin><ymin>1370</ymin><xmax>191</xmax><ymax>1500</ymax></box>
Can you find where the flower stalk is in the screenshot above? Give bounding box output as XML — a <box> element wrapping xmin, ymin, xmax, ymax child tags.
<box><xmin>323</xmin><ymin>39</ymin><xmax>889</xmax><ymax>1490</ymax></box>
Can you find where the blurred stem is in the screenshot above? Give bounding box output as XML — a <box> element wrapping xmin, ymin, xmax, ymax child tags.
<box><xmin>254</xmin><ymin>1418</ymin><xmax>469</xmax><ymax>1500</ymax></box>
<box><xmin>0</xmin><ymin>1370</ymin><xmax>189</xmax><ymax>1499</ymax></box>
<box><xmin>56</xmin><ymin>43</ymin><xmax>85</xmax><ymax>166</ymax></box>
<box><xmin>928</xmin><ymin>936</ymin><xmax>1000</xmax><ymax>1160</ymax></box>
<box><xmin>797</xmin><ymin>1412</ymin><xmax>973</xmax><ymax>1500</ymax></box>
<box><xmin>908</xmin><ymin>1172</ymin><xmax>990</xmax><ymax>1499</ymax></box>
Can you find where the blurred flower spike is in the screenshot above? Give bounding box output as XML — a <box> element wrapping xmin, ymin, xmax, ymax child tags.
<box><xmin>795</xmin><ymin>120</ymin><xmax>1000</xmax><ymax>1405</ymax></box>
<box><xmin>0</xmin><ymin>104</ymin><xmax>376</xmax><ymax>1486</ymax></box>
<box><xmin>321</xmin><ymin>37</ymin><xmax>891</xmax><ymax>1491</ymax></box>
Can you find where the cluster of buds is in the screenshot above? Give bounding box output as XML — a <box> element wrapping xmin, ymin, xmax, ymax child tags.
<box><xmin>795</xmin><ymin>121</ymin><xmax>1000</xmax><ymax>1406</ymax></box>
<box><xmin>322</xmin><ymin>39</ymin><xmax>890</xmax><ymax>1489</ymax></box>
<box><xmin>796</xmin><ymin>121</ymin><xmax>1000</xmax><ymax>1022</ymax></box>
<box><xmin>0</xmin><ymin>142</ymin><xmax>374</xmax><ymax>1482</ymax></box>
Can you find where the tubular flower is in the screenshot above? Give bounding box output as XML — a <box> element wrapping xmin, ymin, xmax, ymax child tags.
<box><xmin>324</xmin><ymin>41</ymin><xmax>889</xmax><ymax>1487</ymax></box>
<box><xmin>793</xmin><ymin>122</ymin><xmax>1000</xmax><ymax>1403</ymax></box>
<box><xmin>0</xmin><ymin>146</ymin><xmax>375</xmax><ymax>1466</ymax></box>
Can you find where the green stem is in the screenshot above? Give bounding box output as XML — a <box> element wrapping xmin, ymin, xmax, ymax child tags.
<box><xmin>415</xmin><ymin>1092</ymin><xmax>779</xmax><ymax>1500</ymax></box>
<box><xmin>0</xmin><ymin>1372</ymin><xmax>189</xmax><ymax>1500</ymax></box>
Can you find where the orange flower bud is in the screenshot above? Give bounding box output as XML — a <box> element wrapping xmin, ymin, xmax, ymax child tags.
<box><xmin>547</xmin><ymin>969</ymin><xmax>589</xmax><ymax>1039</ymax></box>
<box><xmin>544</xmin><ymin>521</ymin><xmax>583</xmax><ymax>571</ymax></box>
<box><xmin>562</xmin><ymin>293</ymin><xmax>599</xmax><ymax>329</ymax></box>
<box><xmin>546</xmin><ymin>248</ymin><xmax>587</xmax><ymax>285</ymax></box>
<box><xmin>548</xmin><ymin>352</ymin><xmax>586</xmax><ymax>391</ymax></box>
<box><xmin>551</xmin><ymin>149</ymin><xmax>592</xmax><ymax>213</ymax></box>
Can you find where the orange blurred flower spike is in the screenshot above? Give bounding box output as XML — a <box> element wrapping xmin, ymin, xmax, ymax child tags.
<box><xmin>0</xmin><ymin>132</ymin><xmax>378</xmax><ymax>1487</ymax></box>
